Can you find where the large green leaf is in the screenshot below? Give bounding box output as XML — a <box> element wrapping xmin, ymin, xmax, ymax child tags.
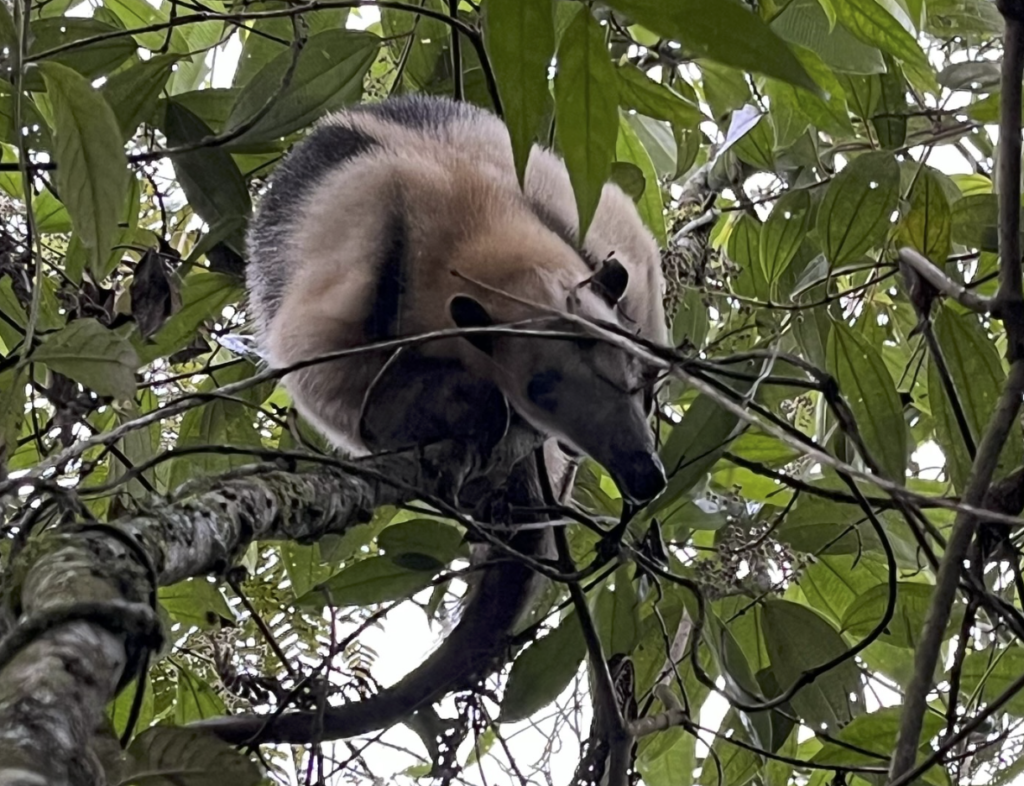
<box><xmin>32</xmin><ymin>318</ymin><xmax>139</xmax><ymax>400</ymax></box>
<box><xmin>103</xmin><ymin>0</ymin><xmax>188</xmax><ymax>51</ymax></box>
<box><xmin>100</xmin><ymin>54</ymin><xmax>178</xmax><ymax>142</ymax></box>
<box><xmin>951</xmin><ymin>193</ymin><xmax>1001</xmax><ymax>252</ymax></box>
<box><xmin>499</xmin><ymin>611</ymin><xmax>585</xmax><ymax>723</ymax></box>
<box><xmin>29</xmin><ymin>18</ymin><xmax>136</xmax><ymax>84</ymax></box>
<box><xmin>39</xmin><ymin>62</ymin><xmax>128</xmax><ymax>278</ymax></box>
<box><xmin>126</xmin><ymin>727</ymin><xmax>262</xmax><ymax>786</ymax></box>
<box><xmin>167</xmin><ymin>361</ymin><xmax>269</xmax><ymax>488</ymax></box>
<box><xmin>928</xmin><ymin>305</ymin><xmax>1022</xmax><ymax>491</ymax></box>
<box><xmin>816</xmin><ymin>151</ymin><xmax>900</xmax><ymax>266</ymax></box>
<box><xmin>161</xmin><ymin>101</ymin><xmax>250</xmax><ymax>249</ymax></box>
<box><xmin>760</xmin><ymin>188</ymin><xmax>812</xmax><ymax>286</ymax></box>
<box><xmin>832</xmin><ymin>0</ymin><xmax>935</xmax><ymax>91</ymax></box>
<box><xmin>771</xmin><ymin>0</ymin><xmax>886</xmax><ymax>75</ymax></box>
<box><xmin>827</xmin><ymin>323</ymin><xmax>908</xmax><ymax>483</ymax></box>
<box><xmin>554</xmin><ymin>6</ymin><xmax>619</xmax><ymax>240</ymax></box>
<box><xmin>234</xmin><ymin>3</ymin><xmax>350</xmax><ymax>87</ymax></box>
<box><xmin>810</xmin><ymin>706</ymin><xmax>944</xmax><ymax>773</ymax></box>
<box><xmin>615</xmin><ymin>113</ymin><xmax>667</xmax><ymax>246</ymax></box>
<box><xmin>159</xmin><ymin>578</ymin><xmax>235</xmax><ymax>630</ymax></box>
<box><xmin>484</xmin><ymin>0</ymin><xmax>556</xmax><ymax>184</ymax></box>
<box><xmin>595</xmin><ymin>565</ymin><xmax>641</xmax><ymax>656</ymax></box>
<box><xmin>297</xmin><ymin>556</ymin><xmax>437</xmax><ymax>609</ymax></box>
<box><xmin>762</xmin><ymin>599</ymin><xmax>863</xmax><ymax>731</ymax></box>
<box><xmin>697</xmin><ymin>721</ymin><xmax>762</xmax><ymax>786</ymax></box>
<box><xmin>279</xmin><ymin>542</ymin><xmax>335</xmax><ymax>599</ymax></box>
<box><xmin>647</xmin><ymin>384</ymin><xmax>749</xmax><ymax>522</ymax></box>
<box><xmin>174</xmin><ymin>665</ymin><xmax>227</xmax><ymax>724</ymax></box>
<box><xmin>798</xmin><ymin>555</ymin><xmax>889</xmax><ymax>625</ymax></box>
<box><xmin>898</xmin><ymin>166</ymin><xmax>952</xmax><ymax>262</ymax></box>
<box><xmin>615</xmin><ymin>63</ymin><xmax>702</xmax><ymax>129</ymax></box>
<box><xmin>842</xmin><ymin>582</ymin><xmax>962</xmax><ymax>650</ymax></box>
<box><xmin>226</xmin><ymin>30</ymin><xmax>379</xmax><ymax>147</ymax></box>
<box><xmin>377</xmin><ymin>518</ymin><xmax>467</xmax><ymax>571</ymax></box>
<box><xmin>603</xmin><ymin>0</ymin><xmax>816</xmax><ymax>93</ymax></box>
<box><xmin>961</xmin><ymin>648</ymin><xmax>1024</xmax><ymax>718</ymax></box>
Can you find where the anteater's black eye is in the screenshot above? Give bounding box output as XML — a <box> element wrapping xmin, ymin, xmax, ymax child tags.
<box><xmin>527</xmin><ymin>370</ymin><xmax>562</xmax><ymax>412</ymax></box>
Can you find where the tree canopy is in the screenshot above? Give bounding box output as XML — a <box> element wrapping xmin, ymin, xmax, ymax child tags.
<box><xmin>1</xmin><ymin>0</ymin><xmax>1024</xmax><ymax>784</ymax></box>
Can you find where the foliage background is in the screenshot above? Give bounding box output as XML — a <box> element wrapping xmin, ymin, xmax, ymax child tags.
<box><xmin>0</xmin><ymin>0</ymin><xmax>1022</xmax><ymax>783</ymax></box>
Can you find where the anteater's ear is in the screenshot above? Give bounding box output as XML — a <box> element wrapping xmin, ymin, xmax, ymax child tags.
<box><xmin>590</xmin><ymin>257</ymin><xmax>629</xmax><ymax>305</ymax></box>
<box><xmin>449</xmin><ymin>295</ymin><xmax>494</xmax><ymax>355</ymax></box>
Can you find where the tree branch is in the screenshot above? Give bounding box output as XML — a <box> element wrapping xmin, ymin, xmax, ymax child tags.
<box><xmin>0</xmin><ymin>454</ymin><xmax>438</xmax><ymax>781</ymax></box>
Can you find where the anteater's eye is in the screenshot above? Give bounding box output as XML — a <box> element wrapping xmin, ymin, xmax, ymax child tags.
<box><xmin>527</xmin><ymin>370</ymin><xmax>562</xmax><ymax>412</ymax></box>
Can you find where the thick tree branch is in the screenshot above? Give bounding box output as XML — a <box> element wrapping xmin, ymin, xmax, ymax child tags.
<box><xmin>0</xmin><ymin>456</ymin><xmax>429</xmax><ymax>783</ymax></box>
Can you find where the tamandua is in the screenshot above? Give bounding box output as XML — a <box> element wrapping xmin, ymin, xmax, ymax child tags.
<box><xmin>205</xmin><ymin>96</ymin><xmax>672</xmax><ymax>745</ymax></box>
<box><xmin>246</xmin><ymin>94</ymin><xmax>669</xmax><ymax>504</ymax></box>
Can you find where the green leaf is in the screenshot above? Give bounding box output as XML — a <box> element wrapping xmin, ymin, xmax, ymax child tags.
<box><xmin>841</xmin><ymin>582</ymin><xmax>960</xmax><ymax>648</ymax></box>
<box><xmin>798</xmin><ymin>555</ymin><xmax>889</xmax><ymax>624</ymax></box>
<box><xmin>32</xmin><ymin>318</ymin><xmax>138</xmax><ymax>400</ymax></box>
<box><xmin>951</xmin><ymin>193</ymin><xmax>1000</xmax><ymax>252</ymax></box>
<box><xmin>871</xmin><ymin>57</ymin><xmax>909</xmax><ymax>149</ymax></box>
<box><xmin>127</xmin><ymin>727</ymin><xmax>262</xmax><ymax>785</ymax></box>
<box><xmin>647</xmin><ymin>385</ymin><xmax>747</xmax><ymax>521</ymax></box>
<box><xmin>297</xmin><ymin>556</ymin><xmax>436</xmax><ymax>609</ymax></box>
<box><xmin>159</xmin><ymin>578</ymin><xmax>235</xmax><ymax>630</ymax></box>
<box><xmin>928</xmin><ymin>305</ymin><xmax>1022</xmax><ymax>491</ymax></box>
<box><xmin>234</xmin><ymin>4</ymin><xmax>350</xmax><ymax>87</ymax></box>
<box><xmin>810</xmin><ymin>706</ymin><xmax>943</xmax><ymax>769</ymax></box>
<box><xmin>604</xmin><ymin>0</ymin><xmax>816</xmax><ymax>93</ymax></box>
<box><xmin>762</xmin><ymin>599</ymin><xmax>863</xmax><ymax>731</ymax></box>
<box><xmin>174</xmin><ymin>665</ymin><xmax>227</xmax><ymax>724</ymax></box>
<box><xmin>961</xmin><ymin>648</ymin><xmax>1024</xmax><ymax>718</ymax></box>
<box><xmin>167</xmin><ymin>362</ymin><xmax>269</xmax><ymax>488</ymax></box>
<box><xmin>733</xmin><ymin>115</ymin><xmax>775</xmax><ymax>172</ymax></box>
<box><xmin>484</xmin><ymin>0</ymin><xmax>556</xmax><ymax>184</ymax></box>
<box><xmin>816</xmin><ymin>151</ymin><xmax>900</xmax><ymax>266</ymax></box>
<box><xmin>499</xmin><ymin>611</ymin><xmax>585</xmax><ymax>723</ymax></box>
<box><xmin>226</xmin><ymin>30</ymin><xmax>379</xmax><ymax>147</ymax></box>
<box><xmin>898</xmin><ymin>166</ymin><xmax>952</xmax><ymax>263</ymax></box>
<box><xmin>554</xmin><ymin>7</ymin><xmax>619</xmax><ymax>240</ymax></box>
<box><xmin>697</xmin><ymin>726</ymin><xmax>761</xmax><ymax>786</ymax></box>
<box><xmin>760</xmin><ymin>188</ymin><xmax>812</xmax><ymax>286</ymax></box>
<box><xmin>596</xmin><ymin>565</ymin><xmax>641</xmax><ymax>656</ymax></box>
<box><xmin>103</xmin><ymin>0</ymin><xmax>188</xmax><ymax>51</ymax></box>
<box><xmin>378</xmin><ymin>518</ymin><xmax>466</xmax><ymax>569</ymax></box>
<box><xmin>29</xmin><ymin>18</ymin><xmax>136</xmax><ymax>84</ymax></box>
<box><xmin>39</xmin><ymin>62</ymin><xmax>128</xmax><ymax>277</ymax></box>
<box><xmin>827</xmin><ymin>323</ymin><xmax>907</xmax><ymax>482</ymax></box>
<box><xmin>161</xmin><ymin>101</ymin><xmax>251</xmax><ymax>238</ymax></box>
<box><xmin>729</xmin><ymin>212</ymin><xmax>769</xmax><ymax>300</ymax></box>
<box><xmin>616</xmin><ymin>113</ymin><xmax>667</xmax><ymax>246</ymax></box>
<box><xmin>100</xmin><ymin>54</ymin><xmax>178</xmax><ymax>142</ymax></box>
<box><xmin>832</xmin><ymin>0</ymin><xmax>935</xmax><ymax>91</ymax></box>
<box><xmin>615</xmin><ymin>63</ymin><xmax>702</xmax><ymax>128</ymax></box>
<box><xmin>672</xmin><ymin>285</ymin><xmax>709</xmax><ymax>351</ymax></box>
<box><xmin>280</xmin><ymin>542</ymin><xmax>336</xmax><ymax>599</ymax></box>
<box><xmin>771</xmin><ymin>0</ymin><xmax>885</xmax><ymax>75</ymax></box>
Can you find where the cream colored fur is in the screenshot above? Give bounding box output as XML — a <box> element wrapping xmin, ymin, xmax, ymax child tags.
<box><xmin>258</xmin><ymin>101</ymin><xmax>667</xmax><ymax>457</ymax></box>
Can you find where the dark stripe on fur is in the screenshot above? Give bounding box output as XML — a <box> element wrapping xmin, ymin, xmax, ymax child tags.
<box><xmin>246</xmin><ymin>124</ymin><xmax>379</xmax><ymax>322</ymax></box>
<box><xmin>364</xmin><ymin>208</ymin><xmax>408</xmax><ymax>340</ymax></box>
<box><xmin>350</xmin><ymin>93</ymin><xmax>478</xmax><ymax>131</ymax></box>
